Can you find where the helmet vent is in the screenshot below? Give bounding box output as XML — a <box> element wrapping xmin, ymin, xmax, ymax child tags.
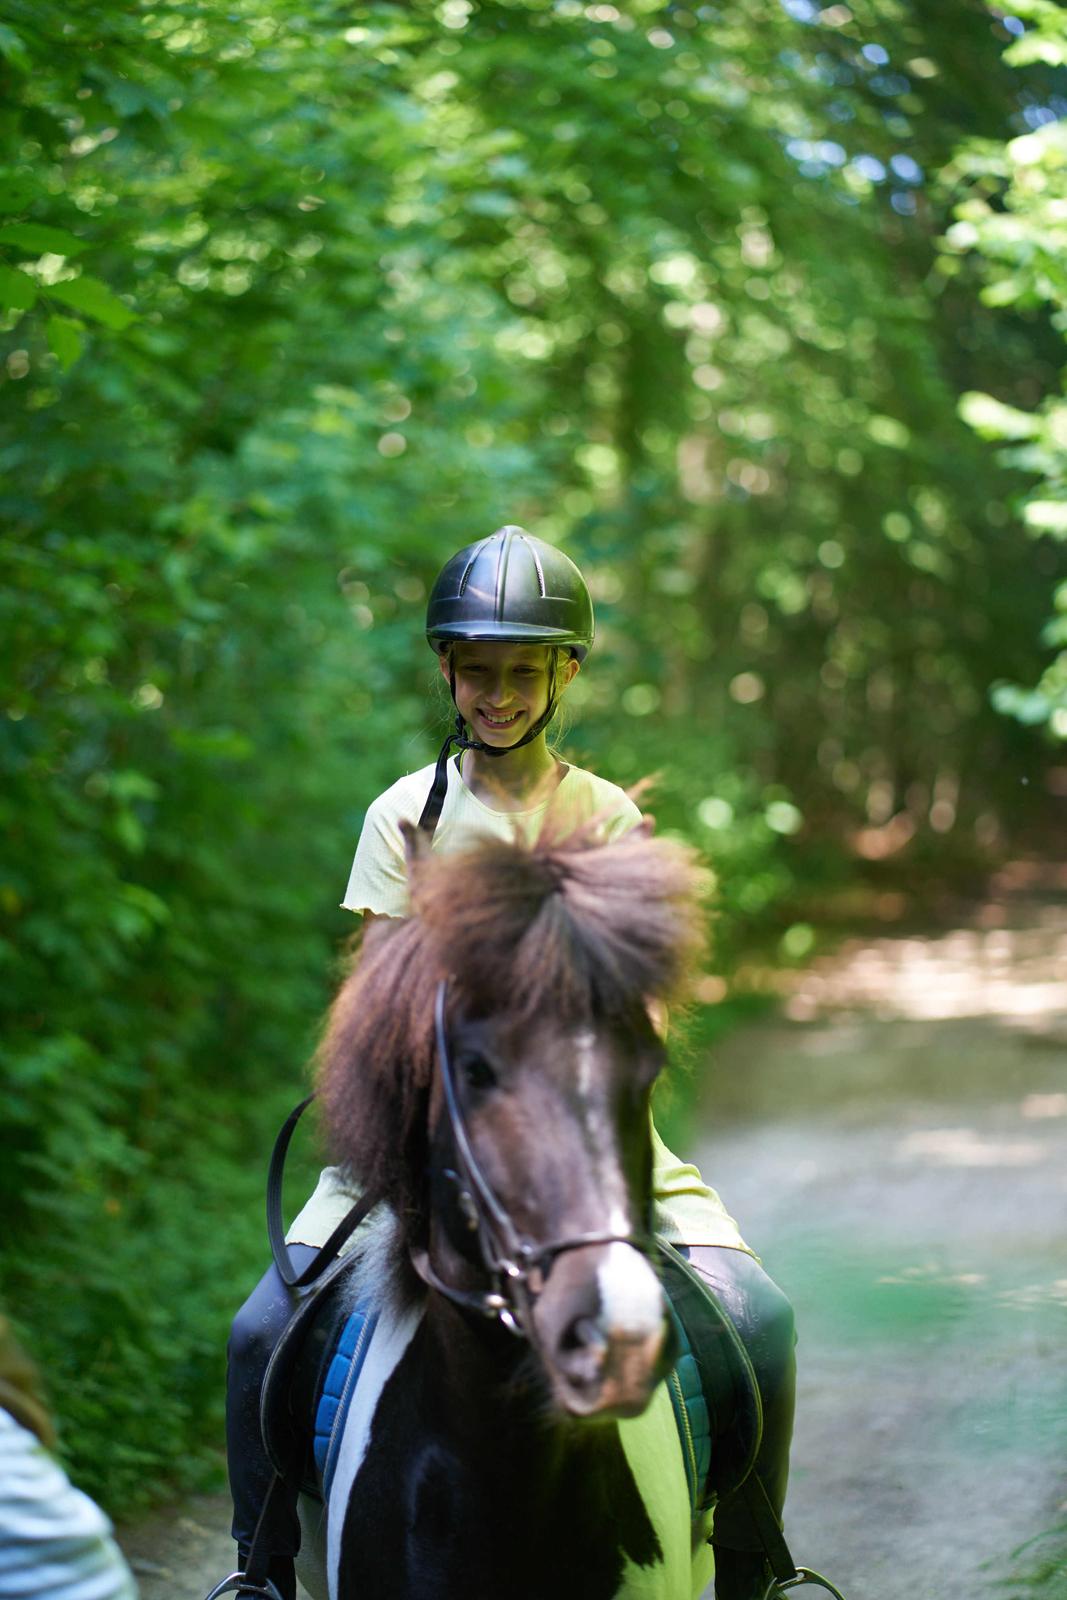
<box><xmin>523</xmin><ymin>536</ymin><xmax>547</xmax><ymax>598</ymax></box>
<box><xmin>456</xmin><ymin>551</ymin><xmax>480</xmax><ymax>597</ymax></box>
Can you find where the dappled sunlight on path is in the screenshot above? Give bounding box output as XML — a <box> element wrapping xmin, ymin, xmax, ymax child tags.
<box><xmin>781</xmin><ymin>907</ymin><xmax>1067</xmax><ymax>1026</ymax></box>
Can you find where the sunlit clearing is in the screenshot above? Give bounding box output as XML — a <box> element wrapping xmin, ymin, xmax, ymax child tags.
<box><xmin>896</xmin><ymin>1128</ymin><xmax>1048</xmax><ymax>1168</ymax></box>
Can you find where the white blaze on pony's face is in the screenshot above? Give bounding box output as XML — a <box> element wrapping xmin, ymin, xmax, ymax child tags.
<box><xmin>574</xmin><ymin>1028</ymin><xmax>596</xmax><ymax>1098</ymax></box>
<box><xmin>444</xmin><ymin>1010</ymin><xmax>672</xmax><ymax>1420</ymax></box>
<box><xmin>597</xmin><ymin>1243</ymin><xmax>664</xmax><ymax>1342</ymax></box>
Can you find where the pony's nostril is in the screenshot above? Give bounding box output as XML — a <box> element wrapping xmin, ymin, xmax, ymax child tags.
<box><xmin>561</xmin><ymin>1314</ymin><xmax>606</xmax><ymax>1354</ymax></box>
<box><xmin>563</xmin><ymin>1312</ymin><xmax>604</xmax><ymax>1350</ymax></box>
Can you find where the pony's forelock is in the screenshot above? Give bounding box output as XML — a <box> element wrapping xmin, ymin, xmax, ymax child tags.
<box><xmin>413</xmin><ymin>818</ymin><xmax>706</xmax><ymax>1024</ymax></box>
<box><xmin>316</xmin><ymin>820</ymin><xmax>706</xmax><ymax>1231</ymax></box>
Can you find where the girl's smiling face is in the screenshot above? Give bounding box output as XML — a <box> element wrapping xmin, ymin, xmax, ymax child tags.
<box><xmin>443</xmin><ymin>641</ymin><xmax>578</xmax><ymax>747</ymax></box>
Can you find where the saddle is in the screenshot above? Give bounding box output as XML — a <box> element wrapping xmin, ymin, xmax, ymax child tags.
<box><xmin>259</xmin><ymin>1248</ymin><xmax>358</xmax><ymax>1499</ymax></box>
<box><xmin>658</xmin><ymin>1240</ymin><xmax>763</xmax><ymax>1517</ymax></box>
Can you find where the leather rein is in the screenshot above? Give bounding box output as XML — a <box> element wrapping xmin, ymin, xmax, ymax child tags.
<box><xmin>409</xmin><ymin>978</ymin><xmax>651</xmax><ymax>1340</ymax></box>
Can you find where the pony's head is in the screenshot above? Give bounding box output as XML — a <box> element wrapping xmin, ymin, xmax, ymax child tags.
<box><xmin>317</xmin><ymin>817</ymin><xmax>706</xmax><ymax>1418</ymax></box>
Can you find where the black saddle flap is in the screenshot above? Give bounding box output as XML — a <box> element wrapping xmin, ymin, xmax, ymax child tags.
<box><xmin>259</xmin><ymin>1251</ymin><xmax>359</xmax><ymax>1489</ymax></box>
<box><xmin>657</xmin><ymin>1240</ymin><xmax>763</xmax><ymax>1508</ymax></box>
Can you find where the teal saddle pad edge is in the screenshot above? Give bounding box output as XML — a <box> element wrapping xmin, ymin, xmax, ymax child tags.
<box><xmin>665</xmin><ymin>1304</ymin><xmax>712</xmax><ymax>1518</ymax></box>
<box><xmin>312</xmin><ymin>1281</ymin><xmax>712</xmax><ymax>1516</ymax></box>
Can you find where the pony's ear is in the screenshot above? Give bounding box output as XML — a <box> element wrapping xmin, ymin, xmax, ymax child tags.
<box><xmin>399</xmin><ymin>818</ymin><xmax>432</xmax><ymax>880</ymax></box>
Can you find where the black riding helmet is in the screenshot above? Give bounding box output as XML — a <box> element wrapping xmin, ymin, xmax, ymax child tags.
<box><xmin>426</xmin><ymin>525</ymin><xmax>594</xmax><ymax>660</ymax></box>
<box><xmin>418</xmin><ymin>526</ymin><xmax>594</xmax><ymax>835</ymax></box>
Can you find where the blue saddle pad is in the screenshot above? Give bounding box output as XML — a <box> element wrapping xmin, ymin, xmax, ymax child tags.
<box><xmin>312</xmin><ymin>1299</ymin><xmax>379</xmax><ymax>1498</ymax></box>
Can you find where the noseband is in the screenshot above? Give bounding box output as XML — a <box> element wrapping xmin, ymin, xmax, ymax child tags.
<box><xmin>410</xmin><ymin>979</ymin><xmax>651</xmax><ymax>1339</ymax></box>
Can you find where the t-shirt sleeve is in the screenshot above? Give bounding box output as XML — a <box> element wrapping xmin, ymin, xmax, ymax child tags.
<box><xmin>602</xmin><ymin>790</ymin><xmax>645</xmax><ymax>840</ymax></box>
<box><xmin>650</xmin><ymin>1118</ymin><xmax>752</xmax><ymax>1253</ymax></box>
<box><xmin>340</xmin><ymin>794</ymin><xmax>412</xmax><ymax>917</ymax></box>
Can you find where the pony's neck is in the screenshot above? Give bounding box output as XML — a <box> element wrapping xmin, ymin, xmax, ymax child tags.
<box><xmin>385</xmin><ymin>1294</ymin><xmax>663</xmax><ymax>1595</ymax></box>
<box><xmin>419</xmin><ymin>1208</ymin><xmax>556</xmax><ymax>1436</ymax></box>
<box><xmin>424</xmin><ymin>1289</ymin><xmax>536</xmax><ymax>1418</ymax></box>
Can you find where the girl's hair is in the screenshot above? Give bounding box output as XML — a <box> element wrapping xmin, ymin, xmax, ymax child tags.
<box><xmin>0</xmin><ymin>1314</ymin><xmax>56</xmax><ymax>1449</ymax></box>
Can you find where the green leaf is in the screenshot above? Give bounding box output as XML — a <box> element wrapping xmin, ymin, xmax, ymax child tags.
<box><xmin>46</xmin><ymin>314</ymin><xmax>85</xmax><ymax>371</ymax></box>
<box><xmin>110</xmin><ymin>770</ymin><xmax>161</xmax><ymax>803</ymax></box>
<box><xmin>118</xmin><ymin>882</ymin><xmax>171</xmax><ymax>928</ymax></box>
<box><xmin>0</xmin><ymin>222</ymin><xmax>89</xmax><ymax>257</ymax></box>
<box><xmin>981</xmin><ymin>275</ymin><xmax>1029</xmax><ymax>308</ymax></box>
<box><xmin>0</xmin><ymin>23</ymin><xmax>30</xmax><ymax>72</ymax></box>
<box><xmin>0</xmin><ymin>263</ymin><xmax>36</xmax><ymax>311</ymax></box>
<box><xmin>1023</xmin><ymin>500</ymin><xmax>1067</xmax><ymax>537</ymax></box>
<box><xmin>958</xmin><ymin>390</ymin><xmax>1038</xmax><ymax>441</ymax></box>
<box><xmin>1005</xmin><ymin>33</ymin><xmax>1067</xmax><ymax>68</ymax></box>
<box><xmin>0</xmin><ymin>171</ymin><xmax>39</xmax><ymax>214</ymax></box>
<box><xmin>991</xmin><ymin>682</ymin><xmax>1053</xmax><ymax>726</ymax></box>
<box><xmin>998</xmin><ymin>0</ymin><xmax>1065</xmax><ymax>17</ymax></box>
<box><xmin>113</xmin><ymin>810</ymin><xmax>146</xmax><ymax>855</ymax></box>
<box><xmin>866</xmin><ymin>414</ymin><xmax>911</xmax><ymax>449</ymax></box>
<box><xmin>47</xmin><ymin>275</ymin><xmax>136</xmax><ymax>329</ymax></box>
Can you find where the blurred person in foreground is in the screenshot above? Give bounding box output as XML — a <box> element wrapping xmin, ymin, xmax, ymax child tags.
<box><xmin>0</xmin><ymin>1312</ymin><xmax>138</xmax><ymax>1599</ymax></box>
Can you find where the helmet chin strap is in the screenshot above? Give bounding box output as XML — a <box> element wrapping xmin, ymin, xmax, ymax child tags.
<box><xmin>417</xmin><ymin>657</ymin><xmax>559</xmax><ymax>837</ymax></box>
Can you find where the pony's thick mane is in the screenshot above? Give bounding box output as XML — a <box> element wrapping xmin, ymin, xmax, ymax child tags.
<box><xmin>316</xmin><ymin>819</ymin><xmax>705</xmax><ymax>1226</ymax></box>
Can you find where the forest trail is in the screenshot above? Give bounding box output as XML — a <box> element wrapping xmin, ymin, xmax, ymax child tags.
<box><xmin>117</xmin><ymin>874</ymin><xmax>1067</xmax><ymax>1600</ymax></box>
<box><xmin>693</xmin><ymin>867</ymin><xmax>1067</xmax><ymax>1599</ymax></box>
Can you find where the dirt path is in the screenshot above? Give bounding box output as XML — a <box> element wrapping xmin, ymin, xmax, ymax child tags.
<box><xmin>691</xmin><ymin>888</ymin><xmax>1067</xmax><ymax>1598</ymax></box>
<box><xmin>118</xmin><ymin>885</ymin><xmax>1067</xmax><ymax>1599</ymax></box>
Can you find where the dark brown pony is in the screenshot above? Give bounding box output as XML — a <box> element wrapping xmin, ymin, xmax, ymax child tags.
<box><xmin>305</xmin><ymin>820</ymin><xmax>716</xmax><ymax>1600</ymax></box>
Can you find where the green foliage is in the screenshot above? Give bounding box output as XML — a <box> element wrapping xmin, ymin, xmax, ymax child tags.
<box><xmin>1</xmin><ymin>0</ymin><xmax>1063</xmax><ymax>1512</ymax></box>
<box><xmin>990</xmin><ymin>1516</ymin><xmax>1067</xmax><ymax>1598</ymax></box>
<box><xmin>942</xmin><ymin>3</ymin><xmax>1067</xmax><ymax>738</ymax></box>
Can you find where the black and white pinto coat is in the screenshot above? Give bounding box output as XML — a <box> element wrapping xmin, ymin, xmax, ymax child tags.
<box><xmin>294</xmin><ymin>1219</ymin><xmax>716</xmax><ymax>1600</ymax></box>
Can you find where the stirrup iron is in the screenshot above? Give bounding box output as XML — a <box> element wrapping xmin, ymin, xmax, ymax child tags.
<box><xmin>203</xmin><ymin>1572</ymin><xmax>286</xmax><ymax>1600</ymax></box>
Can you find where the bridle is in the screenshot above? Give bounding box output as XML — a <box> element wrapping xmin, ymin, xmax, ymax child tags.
<box><xmin>410</xmin><ymin>979</ymin><xmax>654</xmax><ymax>1341</ymax></box>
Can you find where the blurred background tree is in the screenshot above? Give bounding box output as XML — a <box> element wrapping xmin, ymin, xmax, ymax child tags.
<box><xmin>942</xmin><ymin>0</ymin><xmax>1067</xmax><ymax>741</ymax></box>
<box><xmin>1</xmin><ymin>0</ymin><xmax>1064</xmax><ymax>1508</ymax></box>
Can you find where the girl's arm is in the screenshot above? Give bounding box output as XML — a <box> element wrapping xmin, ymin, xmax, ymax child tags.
<box><xmin>650</xmin><ymin>1121</ymin><xmax>753</xmax><ymax>1253</ymax></box>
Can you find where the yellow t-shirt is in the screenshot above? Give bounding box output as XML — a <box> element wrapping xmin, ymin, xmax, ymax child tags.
<box><xmin>323</xmin><ymin>755</ymin><xmax>749</xmax><ymax>1253</ymax></box>
<box><xmin>341</xmin><ymin>756</ymin><xmax>643</xmax><ymax>917</ymax></box>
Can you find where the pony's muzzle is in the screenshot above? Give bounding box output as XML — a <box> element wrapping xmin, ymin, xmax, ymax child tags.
<box><xmin>535</xmin><ymin>1243</ymin><xmax>672</xmax><ymax>1419</ymax></box>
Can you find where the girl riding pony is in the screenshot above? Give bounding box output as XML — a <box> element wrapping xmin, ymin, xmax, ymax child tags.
<box><xmin>226</xmin><ymin>527</ymin><xmax>794</xmax><ymax>1600</ymax></box>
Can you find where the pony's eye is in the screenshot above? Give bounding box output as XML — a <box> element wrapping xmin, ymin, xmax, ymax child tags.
<box><xmin>460</xmin><ymin>1053</ymin><xmax>497</xmax><ymax>1091</ymax></box>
